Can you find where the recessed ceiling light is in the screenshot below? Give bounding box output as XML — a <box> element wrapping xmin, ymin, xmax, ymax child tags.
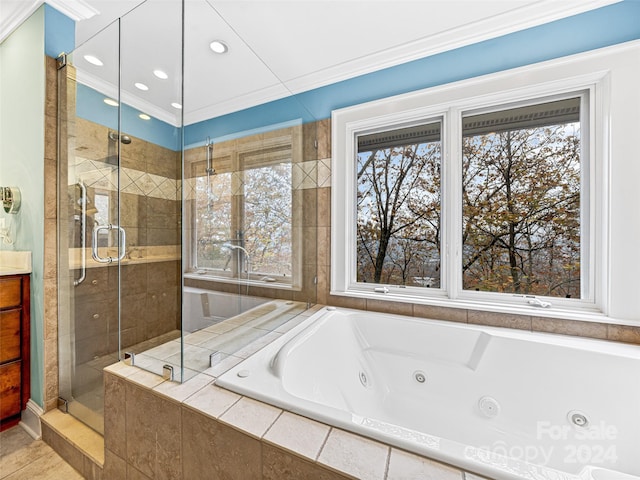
<box><xmin>103</xmin><ymin>98</ymin><xmax>118</xmax><ymax>107</ymax></box>
<box><xmin>139</xmin><ymin>114</ymin><xmax>151</xmax><ymax>120</ymax></box>
<box><xmin>209</xmin><ymin>40</ymin><xmax>228</xmax><ymax>54</ymax></box>
<box><xmin>153</xmin><ymin>69</ymin><xmax>168</xmax><ymax>80</ymax></box>
<box><xmin>84</xmin><ymin>54</ymin><xmax>103</xmax><ymax>66</ymax></box>
<box><xmin>171</xmin><ymin>102</ymin><xmax>182</xmax><ymax>109</ymax></box>
<box><xmin>134</xmin><ymin>82</ymin><xmax>149</xmax><ymax>91</ymax></box>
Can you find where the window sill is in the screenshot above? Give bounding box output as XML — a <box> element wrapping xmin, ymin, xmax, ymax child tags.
<box><xmin>329</xmin><ymin>288</ymin><xmax>639</xmax><ymax>327</ymax></box>
<box><xmin>185</xmin><ymin>272</ymin><xmax>300</xmax><ymax>291</ymax></box>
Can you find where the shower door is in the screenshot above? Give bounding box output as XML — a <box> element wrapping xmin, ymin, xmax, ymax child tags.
<box><xmin>57</xmin><ymin>21</ymin><xmax>123</xmax><ymax>435</ymax></box>
<box><xmin>57</xmin><ymin>0</ymin><xmax>185</xmax><ymax>433</ymax></box>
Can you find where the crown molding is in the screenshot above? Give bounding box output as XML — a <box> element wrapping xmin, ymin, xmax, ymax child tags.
<box><xmin>0</xmin><ymin>0</ymin><xmax>98</xmax><ymax>44</ymax></box>
<box><xmin>0</xmin><ymin>1</ymin><xmax>41</xmax><ymax>43</ymax></box>
<box><xmin>183</xmin><ymin>0</ymin><xmax>624</xmax><ymax>125</ymax></box>
<box><xmin>45</xmin><ymin>0</ymin><xmax>98</xmax><ymax>21</ymax></box>
<box><xmin>280</xmin><ymin>0</ymin><xmax>623</xmax><ymax>95</ymax></box>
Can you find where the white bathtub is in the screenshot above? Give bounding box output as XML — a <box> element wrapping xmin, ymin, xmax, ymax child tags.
<box><xmin>216</xmin><ymin>307</ymin><xmax>640</xmax><ymax>480</ymax></box>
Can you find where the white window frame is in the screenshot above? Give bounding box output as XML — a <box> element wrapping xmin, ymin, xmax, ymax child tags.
<box><xmin>331</xmin><ymin>42</ymin><xmax>640</xmax><ymax>319</ymax></box>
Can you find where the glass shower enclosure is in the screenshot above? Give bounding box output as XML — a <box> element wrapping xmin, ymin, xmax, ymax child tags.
<box><xmin>56</xmin><ymin>0</ymin><xmax>318</xmax><ymax>435</ymax></box>
<box><xmin>57</xmin><ymin>1</ymin><xmax>184</xmax><ymax>433</ymax></box>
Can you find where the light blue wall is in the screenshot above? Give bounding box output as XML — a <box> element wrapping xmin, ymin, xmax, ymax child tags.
<box><xmin>44</xmin><ymin>4</ymin><xmax>74</xmax><ymax>58</ymax></box>
<box><xmin>76</xmin><ymin>83</ymin><xmax>180</xmax><ymax>150</ymax></box>
<box><xmin>0</xmin><ymin>6</ymin><xmax>46</xmax><ymax>408</ymax></box>
<box><xmin>69</xmin><ymin>2</ymin><xmax>640</xmax><ymax>150</ymax></box>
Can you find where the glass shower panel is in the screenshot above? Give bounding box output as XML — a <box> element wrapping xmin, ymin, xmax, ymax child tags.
<box><xmin>57</xmin><ymin>20</ymin><xmax>121</xmax><ymax>435</ymax></box>
<box><xmin>179</xmin><ymin>0</ymin><xmax>318</xmax><ymax>380</ymax></box>
<box><xmin>115</xmin><ymin>0</ymin><xmax>184</xmax><ymax>380</ymax></box>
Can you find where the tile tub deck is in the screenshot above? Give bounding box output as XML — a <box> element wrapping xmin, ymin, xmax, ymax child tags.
<box><xmin>101</xmin><ymin>303</ymin><xmax>487</xmax><ymax>480</ymax></box>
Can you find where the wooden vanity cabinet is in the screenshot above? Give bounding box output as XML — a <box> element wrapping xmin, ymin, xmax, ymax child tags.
<box><xmin>0</xmin><ymin>274</ymin><xmax>30</xmax><ymax>431</ymax></box>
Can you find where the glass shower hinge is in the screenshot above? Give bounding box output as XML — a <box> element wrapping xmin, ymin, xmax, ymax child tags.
<box><xmin>124</xmin><ymin>352</ymin><xmax>135</xmax><ymax>366</ymax></box>
<box><xmin>57</xmin><ymin>397</ymin><xmax>69</xmax><ymax>413</ymax></box>
<box><xmin>162</xmin><ymin>364</ymin><xmax>174</xmax><ymax>381</ymax></box>
<box><xmin>209</xmin><ymin>351</ymin><xmax>224</xmax><ymax>367</ymax></box>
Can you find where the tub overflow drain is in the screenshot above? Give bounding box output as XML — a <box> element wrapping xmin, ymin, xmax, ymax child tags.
<box><xmin>568</xmin><ymin>411</ymin><xmax>589</xmax><ymax>428</ymax></box>
<box><xmin>478</xmin><ymin>396</ymin><xmax>501</xmax><ymax>419</ymax></box>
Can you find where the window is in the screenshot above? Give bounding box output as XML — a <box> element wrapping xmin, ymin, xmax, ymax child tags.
<box><xmin>461</xmin><ymin>97</ymin><xmax>583</xmax><ymax>298</ymax></box>
<box><xmin>191</xmin><ymin>131</ymin><xmax>299</xmax><ymax>288</ymax></box>
<box><xmin>356</xmin><ymin>121</ymin><xmax>442</xmax><ymax>288</ymax></box>
<box><xmin>330</xmin><ymin>45</ymin><xmax>631</xmax><ymax>316</ymax></box>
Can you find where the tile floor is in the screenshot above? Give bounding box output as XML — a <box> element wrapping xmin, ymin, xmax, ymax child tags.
<box><xmin>0</xmin><ymin>426</ymin><xmax>83</xmax><ymax>480</ymax></box>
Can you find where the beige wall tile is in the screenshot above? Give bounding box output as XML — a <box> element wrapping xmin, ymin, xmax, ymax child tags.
<box><xmin>263</xmin><ymin>411</ymin><xmax>330</xmax><ymax>461</ymax></box>
<box><xmin>315</xmin><ymin>119</ymin><xmax>331</xmax><ymax>160</ymax></box>
<box><xmin>219</xmin><ymin>396</ymin><xmax>282</xmax><ymax>439</ymax></box>
<box><xmin>387</xmin><ymin>448</ymin><xmax>463</xmax><ymax>480</ymax></box>
<box><xmin>532</xmin><ymin>316</ymin><xmax>608</xmax><ymax>339</ymax></box>
<box><xmin>366</xmin><ymin>298</ymin><xmax>413</xmax><ymax>316</ymax></box>
<box><xmin>318</xmin><ymin>226</ymin><xmax>331</xmax><ymax>268</ymax></box>
<box><xmin>327</xmin><ymin>294</ymin><xmax>366</xmax><ymax>310</ymax></box>
<box><xmin>468</xmin><ymin>310</ymin><xmax>531</xmax><ymax>330</ymax></box>
<box><xmin>83</xmin><ymin>455</ymin><xmax>104</xmax><ymax>480</ymax></box>
<box><xmin>316</xmin><ymin>265</ymin><xmax>329</xmax><ymax>305</ymax></box>
<box><xmin>125</xmin><ymin>383</ymin><xmax>182</xmax><ymax>479</ymax></box>
<box><xmin>104</xmin><ymin>449</ymin><xmax>127</xmax><ymax>480</ymax></box>
<box><xmin>318</xmin><ymin>429</ymin><xmax>389</xmax><ymax>480</ymax></box>
<box><xmin>303</xmin><ymin>226</ymin><xmax>318</xmax><ymax>263</ymax></box>
<box><xmin>44</xmin><ymin>156</ymin><xmax>57</xmax><ymax>220</ymax></box>
<box><xmin>104</xmin><ymin>371</ymin><xmax>127</xmax><ymax>458</ymax></box>
<box><xmin>44</xmin><ymin>218</ymin><xmax>57</xmax><ymax>280</ymax></box>
<box><xmin>262</xmin><ymin>444</ymin><xmax>351</xmax><ymax>480</ymax></box>
<box><xmin>413</xmin><ymin>304</ymin><xmax>468</xmax><ymax>323</ymax></box>
<box><xmin>317</xmin><ymin>187</ymin><xmax>331</xmax><ymax>227</ymax></box>
<box><xmin>43</xmin><ymin>337</ymin><xmax>58</xmax><ymax>412</ymax></box>
<box><xmin>127</xmin><ymin>464</ymin><xmax>153</xmax><ymax>480</ymax></box>
<box><xmin>182</xmin><ymin>408</ymin><xmax>262</xmax><ymax>480</ymax></box>
<box><xmin>45</xmin><ymin>56</ymin><xmax>57</xmax><ymax>117</ymax></box>
<box><xmin>607</xmin><ymin>324</ymin><xmax>640</xmax><ymax>345</ymax></box>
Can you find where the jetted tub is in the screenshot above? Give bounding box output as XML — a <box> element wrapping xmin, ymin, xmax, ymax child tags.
<box><xmin>216</xmin><ymin>307</ymin><xmax>640</xmax><ymax>480</ymax></box>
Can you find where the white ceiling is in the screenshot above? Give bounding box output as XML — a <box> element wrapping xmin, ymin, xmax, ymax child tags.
<box><xmin>1</xmin><ymin>0</ymin><xmax>621</xmax><ymax>126</ymax></box>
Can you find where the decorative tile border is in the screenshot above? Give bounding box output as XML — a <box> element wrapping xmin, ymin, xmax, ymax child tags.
<box><xmin>74</xmin><ymin>157</ymin><xmax>179</xmax><ymax>201</ymax></box>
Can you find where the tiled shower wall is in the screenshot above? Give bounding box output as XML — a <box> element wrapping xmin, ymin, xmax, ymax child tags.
<box><xmin>44</xmin><ymin>56</ymin><xmax>183</xmax><ymax>416</ymax></box>
<box><xmin>183</xmin><ymin>122</ymin><xmax>322</xmax><ymax>305</ymax></box>
<box><xmin>70</xmin><ymin>116</ymin><xmax>182</xmax><ymax>357</ymax></box>
<box><xmin>43</xmin><ymin>56</ymin><xmax>59</xmax><ymax>411</ymax></box>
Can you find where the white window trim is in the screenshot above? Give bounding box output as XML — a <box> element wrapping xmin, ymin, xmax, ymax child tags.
<box><xmin>332</xmin><ymin>41</ymin><xmax>640</xmax><ymax>322</ymax></box>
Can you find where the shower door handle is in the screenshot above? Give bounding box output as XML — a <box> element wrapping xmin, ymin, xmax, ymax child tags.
<box><xmin>116</xmin><ymin>226</ymin><xmax>127</xmax><ymax>262</ymax></box>
<box><xmin>92</xmin><ymin>224</ymin><xmax>126</xmax><ymax>263</ymax></box>
<box><xmin>74</xmin><ymin>181</ymin><xmax>87</xmax><ymax>286</ymax></box>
